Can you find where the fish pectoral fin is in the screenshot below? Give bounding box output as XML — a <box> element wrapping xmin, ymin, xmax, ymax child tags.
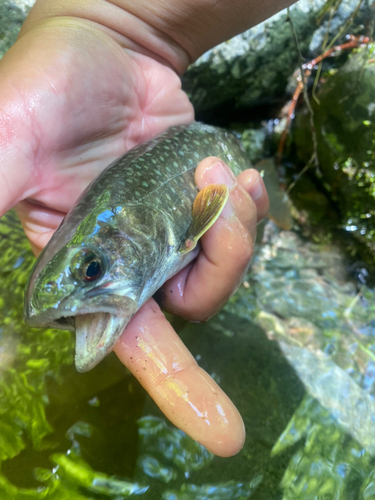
<box><xmin>179</xmin><ymin>183</ymin><xmax>229</xmax><ymax>255</ymax></box>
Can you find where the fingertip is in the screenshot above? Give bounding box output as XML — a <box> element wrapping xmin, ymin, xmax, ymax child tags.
<box><xmin>156</xmin><ymin>364</ymin><xmax>246</xmax><ymax>458</ymax></box>
<box><xmin>114</xmin><ymin>300</ymin><xmax>246</xmax><ymax>457</ymax></box>
<box><xmin>237</xmin><ymin>169</ymin><xmax>269</xmax><ymax>222</ymax></box>
<box><xmin>195</xmin><ymin>157</ymin><xmax>236</xmax><ymax>190</ymax></box>
<box><xmin>204</xmin><ymin>405</ymin><xmax>246</xmax><ymax>457</ymax></box>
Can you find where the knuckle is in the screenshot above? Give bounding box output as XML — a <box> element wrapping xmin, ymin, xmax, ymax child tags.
<box><xmin>237</xmin><ymin>239</ymin><xmax>254</xmax><ymax>267</ymax></box>
<box><xmin>231</xmin><ymin>188</ymin><xmax>258</xmax><ymax>234</ymax></box>
<box><xmin>243</xmin><ymin>198</ymin><xmax>258</xmax><ymax>230</ymax></box>
<box><xmin>231</xmin><ymin>221</ymin><xmax>254</xmax><ymax>264</ymax></box>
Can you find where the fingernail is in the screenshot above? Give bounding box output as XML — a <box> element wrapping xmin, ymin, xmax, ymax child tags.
<box><xmin>210</xmin><ymin>161</ymin><xmax>237</xmax><ymax>218</ymax></box>
<box><xmin>250</xmin><ymin>176</ymin><xmax>264</xmax><ymax>200</ymax></box>
<box><xmin>220</xmin><ymin>197</ymin><xmax>236</xmax><ymax>219</ymax></box>
<box><xmin>207</xmin><ymin>161</ymin><xmax>236</xmax><ymax>188</ymax></box>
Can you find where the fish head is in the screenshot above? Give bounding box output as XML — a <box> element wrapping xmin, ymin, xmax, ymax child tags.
<box><xmin>25</xmin><ymin>243</ymin><xmax>139</xmax><ymax>320</ymax></box>
<box><xmin>24</xmin><ymin>218</ymin><xmax>147</xmax><ymax>372</ymax></box>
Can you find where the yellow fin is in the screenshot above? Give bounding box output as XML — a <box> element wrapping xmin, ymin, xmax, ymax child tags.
<box><xmin>179</xmin><ymin>184</ymin><xmax>229</xmax><ymax>254</ymax></box>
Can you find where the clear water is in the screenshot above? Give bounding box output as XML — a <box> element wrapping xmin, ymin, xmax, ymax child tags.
<box><xmin>1</xmin><ymin>209</ymin><xmax>374</xmax><ymax>500</ymax></box>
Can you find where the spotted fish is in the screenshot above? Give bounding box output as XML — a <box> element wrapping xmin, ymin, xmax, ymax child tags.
<box><xmin>24</xmin><ymin>123</ymin><xmax>251</xmax><ymax>372</ymax></box>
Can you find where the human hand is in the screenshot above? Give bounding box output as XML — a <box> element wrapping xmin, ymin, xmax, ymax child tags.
<box><xmin>3</xmin><ymin>17</ymin><xmax>194</xmax><ymax>250</ymax></box>
<box><xmin>114</xmin><ymin>157</ymin><xmax>268</xmax><ymax>456</ymax></box>
<box><xmin>0</xmin><ymin>10</ymin><xmax>268</xmax><ymax>456</ymax></box>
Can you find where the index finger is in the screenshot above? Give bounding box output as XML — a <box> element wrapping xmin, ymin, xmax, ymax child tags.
<box><xmin>158</xmin><ymin>158</ymin><xmax>269</xmax><ymax>322</ymax></box>
<box><xmin>113</xmin><ymin>299</ymin><xmax>245</xmax><ymax>457</ymax></box>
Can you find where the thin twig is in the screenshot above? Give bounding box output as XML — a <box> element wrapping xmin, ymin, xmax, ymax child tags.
<box><xmin>277</xmin><ymin>35</ymin><xmax>370</xmax><ymax>162</ymax></box>
<box><xmin>287</xmin><ymin>8</ymin><xmax>321</xmax><ymax>177</ymax></box>
<box><xmin>277</xmin><ymin>79</ymin><xmax>304</xmax><ymax>161</ymax></box>
<box><xmin>343</xmin><ymin>289</ymin><xmax>365</xmax><ymax>338</ymax></box>
<box><xmin>366</xmin><ymin>1</ymin><xmax>375</xmax><ymax>39</ymax></box>
<box><xmin>312</xmin><ymin>2</ymin><xmax>335</xmax><ymax>104</ymax></box>
<box><xmin>326</xmin><ymin>0</ymin><xmax>364</xmax><ymax>49</ymax></box>
<box><xmin>317</xmin><ymin>0</ymin><xmax>343</xmax><ymax>25</ymax></box>
<box><xmin>286</xmin><ymin>154</ymin><xmax>315</xmax><ymax>194</ymax></box>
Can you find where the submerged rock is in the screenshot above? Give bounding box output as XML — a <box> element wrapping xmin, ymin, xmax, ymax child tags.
<box><xmin>279</xmin><ymin>341</ymin><xmax>375</xmax><ymax>456</ymax></box>
<box><xmin>247</xmin><ymin>222</ymin><xmax>375</xmax><ymax>499</ymax></box>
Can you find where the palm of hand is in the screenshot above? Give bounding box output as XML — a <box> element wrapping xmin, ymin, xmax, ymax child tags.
<box><xmin>8</xmin><ymin>20</ymin><xmax>193</xmax><ymax>249</ymax></box>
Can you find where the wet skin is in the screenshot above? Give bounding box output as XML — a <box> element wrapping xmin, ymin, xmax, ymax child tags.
<box><xmin>0</xmin><ymin>4</ymin><xmax>272</xmax><ymax>456</ymax></box>
<box><xmin>114</xmin><ymin>158</ymin><xmax>268</xmax><ymax>455</ymax></box>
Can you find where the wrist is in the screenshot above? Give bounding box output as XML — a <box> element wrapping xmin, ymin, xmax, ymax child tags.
<box><xmin>19</xmin><ymin>0</ymin><xmax>190</xmax><ymax>74</ymax></box>
<box><xmin>20</xmin><ymin>0</ymin><xmax>296</xmax><ymax>74</ymax></box>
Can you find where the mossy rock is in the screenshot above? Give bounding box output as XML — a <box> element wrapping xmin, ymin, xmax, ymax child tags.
<box><xmin>293</xmin><ymin>46</ymin><xmax>375</xmax><ymax>257</ymax></box>
<box><xmin>182</xmin><ymin>0</ymin><xmax>369</xmax><ymax>122</ymax></box>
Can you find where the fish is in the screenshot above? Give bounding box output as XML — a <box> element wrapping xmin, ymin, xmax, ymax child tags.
<box><xmin>24</xmin><ymin>122</ymin><xmax>252</xmax><ymax>372</ymax></box>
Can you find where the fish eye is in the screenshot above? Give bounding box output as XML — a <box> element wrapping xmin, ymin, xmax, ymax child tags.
<box><xmin>85</xmin><ymin>260</ymin><xmax>101</xmax><ymax>280</ymax></box>
<box><xmin>70</xmin><ymin>248</ymin><xmax>104</xmax><ymax>282</ymax></box>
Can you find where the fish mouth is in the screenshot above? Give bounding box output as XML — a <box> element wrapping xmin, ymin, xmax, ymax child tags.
<box><xmin>24</xmin><ymin>295</ymin><xmax>138</xmax><ymax>372</ymax></box>
<box><xmin>75</xmin><ymin>312</ymin><xmax>133</xmax><ymax>372</ymax></box>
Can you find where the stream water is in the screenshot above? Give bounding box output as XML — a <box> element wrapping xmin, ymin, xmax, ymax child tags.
<box><xmin>1</xmin><ymin>205</ymin><xmax>374</xmax><ymax>499</ymax></box>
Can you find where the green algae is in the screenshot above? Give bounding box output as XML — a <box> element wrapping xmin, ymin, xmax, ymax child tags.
<box><xmin>0</xmin><ymin>212</ymin><xmax>147</xmax><ymax>498</ymax></box>
<box><xmin>0</xmin><ymin>211</ymin><xmax>73</xmax><ymax>457</ymax></box>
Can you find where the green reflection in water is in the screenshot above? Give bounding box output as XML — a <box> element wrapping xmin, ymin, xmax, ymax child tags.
<box><xmin>0</xmin><ymin>211</ymin><xmax>147</xmax><ymax>498</ymax></box>
<box><xmin>273</xmin><ymin>394</ymin><xmax>374</xmax><ymax>500</ymax></box>
<box><xmin>137</xmin><ymin>416</ymin><xmax>213</xmax><ymax>477</ymax></box>
<box><xmin>1</xmin><ymin>210</ymin><xmax>375</xmax><ymax>499</ymax></box>
<box><xmin>251</xmin><ymin>225</ymin><xmax>375</xmax><ymax>499</ymax></box>
<box><xmin>162</xmin><ymin>478</ymin><xmax>263</xmax><ymax>500</ymax></box>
